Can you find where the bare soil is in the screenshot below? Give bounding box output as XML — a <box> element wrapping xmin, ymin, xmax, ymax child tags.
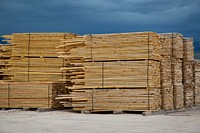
<box><xmin>0</xmin><ymin>108</ymin><xmax>200</xmax><ymax>133</ymax></box>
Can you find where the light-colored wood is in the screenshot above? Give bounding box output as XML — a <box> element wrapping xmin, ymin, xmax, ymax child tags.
<box><xmin>2</xmin><ymin>33</ymin><xmax>77</xmax><ymax>82</ymax></box>
<box><xmin>56</xmin><ymin>32</ymin><xmax>161</xmax><ymax>112</ymax></box>
<box><xmin>57</xmin><ymin>88</ymin><xmax>161</xmax><ymax>111</ymax></box>
<box><xmin>0</xmin><ymin>44</ymin><xmax>12</xmax><ymax>82</ymax></box>
<box><xmin>69</xmin><ymin>60</ymin><xmax>160</xmax><ymax>89</ymax></box>
<box><xmin>160</xmin><ymin>34</ymin><xmax>173</xmax><ymax>110</ymax></box>
<box><xmin>0</xmin><ymin>82</ymin><xmax>65</xmax><ymax>108</ymax></box>
<box><xmin>183</xmin><ymin>38</ymin><xmax>194</xmax><ymax>62</ymax></box>
<box><xmin>194</xmin><ymin>60</ymin><xmax>200</xmax><ymax>106</ymax></box>
<box><xmin>160</xmin><ymin>33</ymin><xmax>184</xmax><ymax>110</ymax></box>
<box><xmin>183</xmin><ymin>38</ymin><xmax>194</xmax><ymax>107</ymax></box>
<box><xmin>60</xmin><ymin>32</ymin><xmax>161</xmax><ymax>61</ymax></box>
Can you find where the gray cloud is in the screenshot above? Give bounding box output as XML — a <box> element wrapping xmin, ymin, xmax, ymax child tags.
<box><xmin>0</xmin><ymin>0</ymin><xmax>200</xmax><ymax>42</ymax></box>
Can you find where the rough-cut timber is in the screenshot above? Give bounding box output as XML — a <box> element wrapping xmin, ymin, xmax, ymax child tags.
<box><xmin>194</xmin><ymin>60</ymin><xmax>200</xmax><ymax>106</ymax></box>
<box><xmin>58</xmin><ymin>88</ymin><xmax>161</xmax><ymax>112</ymax></box>
<box><xmin>183</xmin><ymin>38</ymin><xmax>194</xmax><ymax>62</ymax></box>
<box><xmin>57</xmin><ymin>32</ymin><xmax>161</xmax><ymax>112</ymax></box>
<box><xmin>2</xmin><ymin>33</ymin><xmax>77</xmax><ymax>57</ymax></box>
<box><xmin>0</xmin><ymin>82</ymin><xmax>65</xmax><ymax>108</ymax></box>
<box><xmin>9</xmin><ymin>57</ymin><xmax>64</xmax><ymax>82</ymax></box>
<box><xmin>162</xmin><ymin>33</ymin><xmax>184</xmax><ymax>109</ymax></box>
<box><xmin>61</xmin><ymin>32</ymin><xmax>161</xmax><ymax>61</ymax></box>
<box><xmin>0</xmin><ymin>44</ymin><xmax>12</xmax><ymax>82</ymax></box>
<box><xmin>68</xmin><ymin>60</ymin><xmax>160</xmax><ymax>89</ymax></box>
<box><xmin>160</xmin><ymin>35</ymin><xmax>173</xmax><ymax>110</ymax></box>
<box><xmin>183</xmin><ymin>38</ymin><xmax>195</xmax><ymax>107</ymax></box>
<box><xmin>2</xmin><ymin>33</ymin><xmax>77</xmax><ymax>82</ymax></box>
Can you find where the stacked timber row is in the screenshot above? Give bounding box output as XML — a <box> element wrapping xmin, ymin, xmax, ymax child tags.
<box><xmin>160</xmin><ymin>34</ymin><xmax>173</xmax><ymax>110</ymax></box>
<box><xmin>171</xmin><ymin>33</ymin><xmax>184</xmax><ymax>109</ymax></box>
<box><xmin>183</xmin><ymin>38</ymin><xmax>194</xmax><ymax>107</ymax></box>
<box><xmin>160</xmin><ymin>33</ymin><xmax>184</xmax><ymax>110</ymax></box>
<box><xmin>57</xmin><ymin>32</ymin><xmax>161</xmax><ymax>112</ymax></box>
<box><xmin>194</xmin><ymin>60</ymin><xmax>200</xmax><ymax>106</ymax></box>
<box><xmin>0</xmin><ymin>33</ymin><xmax>75</xmax><ymax>108</ymax></box>
<box><xmin>2</xmin><ymin>33</ymin><xmax>77</xmax><ymax>82</ymax></box>
<box><xmin>0</xmin><ymin>82</ymin><xmax>65</xmax><ymax>108</ymax></box>
<box><xmin>0</xmin><ymin>44</ymin><xmax>12</xmax><ymax>82</ymax></box>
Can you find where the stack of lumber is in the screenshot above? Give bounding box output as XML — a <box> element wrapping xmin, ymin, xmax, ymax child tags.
<box><xmin>183</xmin><ymin>38</ymin><xmax>194</xmax><ymax>107</ymax></box>
<box><xmin>57</xmin><ymin>32</ymin><xmax>161</xmax><ymax>112</ymax></box>
<box><xmin>160</xmin><ymin>33</ymin><xmax>184</xmax><ymax>110</ymax></box>
<box><xmin>2</xmin><ymin>33</ymin><xmax>77</xmax><ymax>82</ymax></box>
<box><xmin>62</xmin><ymin>32</ymin><xmax>161</xmax><ymax>61</ymax></box>
<box><xmin>61</xmin><ymin>88</ymin><xmax>161</xmax><ymax>112</ymax></box>
<box><xmin>0</xmin><ymin>82</ymin><xmax>65</xmax><ymax>108</ymax></box>
<box><xmin>171</xmin><ymin>33</ymin><xmax>184</xmax><ymax>109</ymax></box>
<box><xmin>194</xmin><ymin>60</ymin><xmax>200</xmax><ymax>106</ymax></box>
<box><xmin>68</xmin><ymin>60</ymin><xmax>160</xmax><ymax>89</ymax></box>
<box><xmin>0</xmin><ymin>44</ymin><xmax>12</xmax><ymax>82</ymax></box>
<box><xmin>160</xmin><ymin>35</ymin><xmax>173</xmax><ymax>110</ymax></box>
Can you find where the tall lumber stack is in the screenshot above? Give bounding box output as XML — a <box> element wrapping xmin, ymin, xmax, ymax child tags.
<box><xmin>183</xmin><ymin>38</ymin><xmax>194</xmax><ymax>107</ymax></box>
<box><xmin>160</xmin><ymin>33</ymin><xmax>184</xmax><ymax>110</ymax></box>
<box><xmin>0</xmin><ymin>82</ymin><xmax>65</xmax><ymax>108</ymax></box>
<box><xmin>171</xmin><ymin>33</ymin><xmax>184</xmax><ymax>109</ymax></box>
<box><xmin>2</xmin><ymin>33</ymin><xmax>77</xmax><ymax>82</ymax></box>
<box><xmin>160</xmin><ymin>34</ymin><xmax>173</xmax><ymax>110</ymax></box>
<box><xmin>0</xmin><ymin>31</ymin><xmax>199</xmax><ymax>111</ymax></box>
<box><xmin>0</xmin><ymin>33</ymin><xmax>75</xmax><ymax>108</ymax></box>
<box><xmin>194</xmin><ymin>60</ymin><xmax>200</xmax><ymax>106</ymax></box>
<box><xmin>0</xmin><ymin>44</ymin><xmax>12</xmax><ymax>82</ymax></box>
<box><xmin>57</xmin><ymin>32</ymin><xmax>161</xmax><ymax>112</ymax></box>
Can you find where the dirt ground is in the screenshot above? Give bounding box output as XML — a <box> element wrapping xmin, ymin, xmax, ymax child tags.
<box><xmin>0</xmin><ymin>108</ymin><xmax>200</xmax><ymax>133</ymax></box>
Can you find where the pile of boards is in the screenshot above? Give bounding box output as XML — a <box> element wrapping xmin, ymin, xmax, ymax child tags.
<box><xmin>160</xmin><ymin>33</ymin><xmax>197</xmax><ymax>110</ymax></box>
<box><xmin>194</xmin><ymin>60</ymin><xmax>200</xmax><ymax>106</ymax></box>
<box><xmin>57</xmin><ymin>31</ymin><xmax>200</xmax><ymax>112</ymax></box>
<box><xmin>0</xmin><ymin>33</ymin><xmax>73</xmax><ymax>108</ymax></box>
<box><xmin>0</xmin><ymin>82</ymin><xmax>65</xmax><ymax>108</ymax></box>
<box><xmin>2</xmin><ymin>33</ymin><xmax>77</xmax><ymax>82</ymax></box>
<box><xmin>183</xmin><ymin>38</ymin><xmax>195</xmax><ymax>108</ymax></box>
<box><xmin>0</xmin><ymin>44</ymin><xmax>12</xmax><ymax>82</ymax></box>
<box><xmin>0</xmin><ymin>31</ymin><xmax>200</xmax><ymax>112</ymax></box>
<box><xmin>160</xmin><ymin>33</ymin><xmax>185</xmax><ymax>110</ymax></box>
<box><xmin>56</xmin><ymin>32</ymin><xmax>162</xmax><ymax>112</ymax></box>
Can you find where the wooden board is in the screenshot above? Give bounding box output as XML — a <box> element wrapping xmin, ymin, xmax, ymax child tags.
<box><xmin>57</xmin><ymin>88</ymin><xmax>161</xmax><ymax>112</ymax></box>
<box><xmin>183</xmin><ymin>38</ymin><xmax>194</xmax><ymax>107</ymax></box>
<box><xmin>56</xmin><ymin>32</ymin><xmax>162</xmax><ymax>112</ymax></box>
<box><xmin>183</xmin><ymin>38</ymin><xmax>194</xmax><ymax>62</ymax></box>
<box><xmin>160</xmin><ymin>33</ymin><xmax>183</xmax><ymax>59</ymax></box>
<box><xmin>2</xmin><ymin>33</ymin><xmax>77</xmax><ymax>57</ymax></box>
<box><xmin>1</xmin><ymin>33</ymin><xmax>77</xmax><ymax>82</ymax></box>
<box><xmin>0</xmin><ymin>82</ymin><xmax>65</xmax><ymax>108</ymax></box>
<box><xmin>183</xmin><ymin>61</ymin><xmax>194</xmax><ymax>107</ymax></box>
<box><xmin>68</xmin><ymin>60</ymin><xmax>160</xmax><ymax>89</ymax></box>
<box><xmin>194</xmin><ymin>60</ymin><xmax>200</xmax><ymax>106</ymax></box>
<box><xmin>160</xmin><ymin>55</ymin><xmax>173</xmax><ymax>110</ymax></box>
<box><xmin>0</xmin><ymin>44</ymin><xmax>12</xmax><ymax>81</ymax></box>
<box><xmin>9</xmin><ymin>57</ymin><xmax>65</xmax><ymax>82</ymax></box>
<box><xmin>60</xmin><ymin>32</ymin><xmax>161</xmax><ymax>61</ymax></box>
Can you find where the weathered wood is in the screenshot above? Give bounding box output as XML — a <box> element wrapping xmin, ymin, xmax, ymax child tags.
<box><xmin>183</xmin><ymin>38</ymin><xmax>194</xmax><ymax>107</ymax></box>
<box><xmin>194</xmin><ymin>60</ymin><xmax>200</xmax><ymax>106</ymax></box>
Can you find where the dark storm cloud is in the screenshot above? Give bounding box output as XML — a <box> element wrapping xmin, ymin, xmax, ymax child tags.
<box><xmin>0</xmin><ymin>0</ymin><xmax>200</xmax><ymax>42</ymax></box>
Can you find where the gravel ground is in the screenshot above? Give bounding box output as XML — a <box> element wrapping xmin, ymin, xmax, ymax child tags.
<box><xmin>0</xmin><ymin>108</ymin><xmax>200</xmax><ymax>133</ymax></box>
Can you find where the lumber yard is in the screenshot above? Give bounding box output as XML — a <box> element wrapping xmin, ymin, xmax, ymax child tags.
<box><xmin>0</xmin><ymin>31</ymin><xmax>200</xmax><ymax>113</ymax></box>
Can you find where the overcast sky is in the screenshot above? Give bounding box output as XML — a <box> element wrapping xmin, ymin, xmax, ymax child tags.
<box><xmin>0</xmin><ymin>0</ymin><xmax>200</xmax><ymax>41</ymax></box>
